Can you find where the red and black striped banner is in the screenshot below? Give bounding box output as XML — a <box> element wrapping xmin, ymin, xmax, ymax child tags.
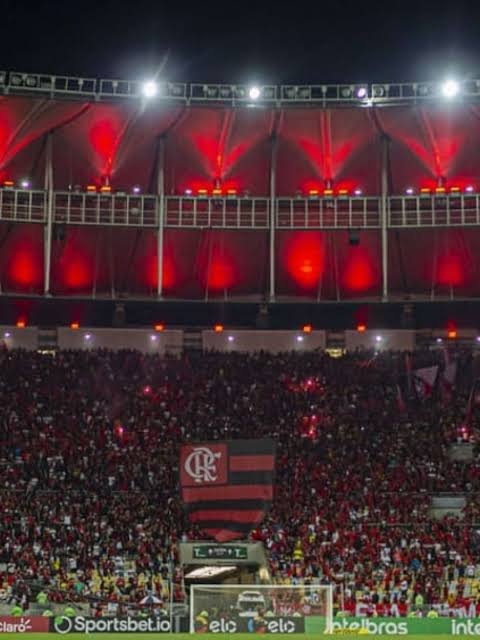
<box><xmin>180</xmin><ymin>440</ymin><xmax>275</xmax><ymax>542</ymax></box>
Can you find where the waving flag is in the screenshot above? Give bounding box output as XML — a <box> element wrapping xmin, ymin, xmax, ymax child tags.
<box><xmin>414</xmin><ymin>365</ymin><xmax>438</xmax><ymax>399</ymax></box>
<box><xmin>441</xmin><ymin>361</ymin><xmax>457</xmax><ymax>404</ymax></box>
<box><xmin>396</xmin><ymin>384</ymin><xmax>407</xmax><ymax>413</ymax></box>
<box><xmin>180</xmin><ymin>440</ymin><xmax>275</xmax><ymax>542</ymax></box>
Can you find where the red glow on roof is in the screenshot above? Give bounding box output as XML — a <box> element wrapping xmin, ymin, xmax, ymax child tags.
<box><xmin>448</xmin><ymin>329</ymin><xmax>457</xmax><ymax>339</ymax></box>
<box><xmin>144</xmin><ymin>251</ymin><xmax>174</xmax><ymax>291</ymax></box>
<box><xmin>64</xmin><ymin>257</ymin><xmax>92</xmax><ymax>289</ymax></box>
<box><xmin>285</xmin><ymin>231</ymin><xmax>324</xmax><ymax>289</ymax></box>
<box><xmin>89</xmin><ymin>119</ymin><xmax>118</xmax><ymax>177</ymax></box>
<box><xmin>214</xmin><ymin>324</ymin><xmax>224</xmax><ymax>333</ymax></box>
<box><xmin>297</xmin><ymin>138</ymin><xmax>324</xmax><ymax>176</ymax></box>
<box><xmin>357</xmin><ymin>324</ymin><xmax>367</xmax><ymax>333</ymax></box>
<box><xmin>70</xmin><ymin>322</ymin><xmax>79</xmax><ymax>330</ymax></box>
<box><xmin>16</xmin><ymin>319</ymin><xmax>26</xmax><ymax>328</ymax></box>
<box><xmin>303</xmin><ymin>324</ymin><xmax>313</xmax><ymax>333</ymax></box>
<box><xmin>436</xmin><ymin>252</ymin><xmax>465</xmax><ymax>286</ymax></box>
<box><xmin>10</xmin><ymin>249</ymin><xmax>38</xmax><ymax>286</ymax></box>
<box><xmin>342</xmin><ymin>246</ymin><xmax>377</xmax><ymax>291</ymax></box>
<box><xmin>192</xmin><ymin>134</ymin><xmax>222</xmax><ymax>176</ymax></box>
<box><xmin>154</xmin><ymin>323</ymin><xmax>165</xmax><ymax>332</ymax></box>
<box><xmin>208</xmin><ymin>256</ymin><xmax>235</xmax><ymax>289</ymax></box>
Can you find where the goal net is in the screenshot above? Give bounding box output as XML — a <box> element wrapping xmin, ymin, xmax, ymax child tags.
<box><xmin>190</xmin><ymin>584</ymin><xmax>333</xmax><ymax>635</ymax></box>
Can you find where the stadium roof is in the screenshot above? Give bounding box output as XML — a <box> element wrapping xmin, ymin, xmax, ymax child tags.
<box><xmin>1</xmin><ymin>70</ymin><xmax>480</xmax><ymax>308</ymax></box>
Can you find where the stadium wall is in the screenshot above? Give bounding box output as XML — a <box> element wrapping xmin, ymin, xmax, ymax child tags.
<box><xmin>202</xmin><ymin>329</ymin><xmax>326</xmax><ymax>352</ymax></box>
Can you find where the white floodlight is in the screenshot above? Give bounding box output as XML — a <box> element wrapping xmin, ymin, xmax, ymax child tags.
<box><xmin>249</xmin><ymin>86</ymin><xmax>261</xmax><ymax>100</ymax></box>
<box><xmin>441</xmin><ymin>79</ymin><xmax>459</xmax><ymax>98</ymax></box>
<box><xmin>142</xmin><ymin>80</ymin><xmax>158</xmax><ymax>98</ymax></box>
<box><xmin>356</xmin><ymin>86</ymin><xmax>367</xmax><ymax>99</ymax></box>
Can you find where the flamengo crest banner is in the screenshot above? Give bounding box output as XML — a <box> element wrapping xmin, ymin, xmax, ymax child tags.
<box><xmin>180</xmin><ymin>439</ymin><xmax>275</xmax><ymax>542</ymax></box>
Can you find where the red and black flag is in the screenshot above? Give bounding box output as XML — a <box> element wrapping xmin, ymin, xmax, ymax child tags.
<box><xmin>180</xmin><ymin>439</ymin><xmax>275</xmax><ymax>542</ymax></box>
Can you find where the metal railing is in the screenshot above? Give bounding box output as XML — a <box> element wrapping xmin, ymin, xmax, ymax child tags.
<box><xmin>164</xmin><ymin>196</ymin><xmax>270</xmax><ymax>228</ymax></box>
<box><xmin>276</xmin><ymin>197</ymin><xmax>381</xmax><ymax>229</ymax></box>
<box><xmin>0</xmin><ymin>189</ymin><xmax>46</xmax><ymax>222</ymax></box>
<box><xmin>3</xmin><ymin>189</ymin><xmax>480</xmax><ymax>229</ymax></box>
<box><xmin>389</xmin><ymin>194</ymin><xmax>480</xmax><ymax>227</ymax></box>
<box><xmin>53</xmin><ymin>192</ymin><xmax>158</xmax><ymax>226</ymax></box>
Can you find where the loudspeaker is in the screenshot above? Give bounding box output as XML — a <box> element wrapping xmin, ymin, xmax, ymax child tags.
<box><xmin>53</xmin><ymin>223</ymin><xmax>66</xmax><ymax>242</ymax></box>
<box><xmin>348</xmin><ymin>229</ymin><xmax>360</xmax><ymax>246</ymax></box>
<box><xmin>255</xmin><ymin>304</ymin><xmax>269</xmax><ymax>329</ymax></box>
<box><xmin>401</xmin><ymin>303</ymin><xmax>414</xmax><ymax>329</ymax></box>
<box><xmin>112</xmin><ymin>303</ymin><xmax>126</xmax><ymax>328</ymax></box>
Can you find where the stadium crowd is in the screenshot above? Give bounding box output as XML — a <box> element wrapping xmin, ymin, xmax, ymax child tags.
<box><xmin>1</xmin><ymin>346</ymin><xmax>480</xmax><ymax>617</ymax></box>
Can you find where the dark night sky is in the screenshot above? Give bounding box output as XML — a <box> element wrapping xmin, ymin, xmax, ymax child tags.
<box><xmin>1</xmin><ymin>0</ymin><xmax>480</xmax><ymax>84</ymax></box>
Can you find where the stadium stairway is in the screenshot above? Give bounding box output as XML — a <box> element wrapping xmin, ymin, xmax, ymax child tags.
<box><xmin>37</xmin><ymin>327</ymin><xmax>58</xmax><ymax>350</ymax></box>
<box><xmin>448</xmin><ymin>442</ymin><xmax>475</xmax><ymax>462</ymax></box>
<box><xmin>182</xmin><ymin>328</ymin><xmax>203</xmax><ymax>353</ymax></box>
<box><xmin>429</xmin><ymin>494</ymin><xmax>466</xmax><ymax>519</ymax></box>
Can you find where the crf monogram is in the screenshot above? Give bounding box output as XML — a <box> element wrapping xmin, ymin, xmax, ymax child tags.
<box><xmin>185</xmin><ymin>447</ymin><xmax>221</xmax><ymax>483</ymax></box>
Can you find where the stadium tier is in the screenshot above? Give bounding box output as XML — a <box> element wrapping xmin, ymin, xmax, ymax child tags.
<box><xmin>1</xmin><ymin>346</ymin><xmax>480</xmax><ymax>622</ymax></box>
<box><xmin>1</xmin><ymin>73</ymin><xmax>480</xmax><ymax>305</ymax></box>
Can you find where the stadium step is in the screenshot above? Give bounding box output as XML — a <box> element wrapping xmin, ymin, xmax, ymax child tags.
<box><xmin>37</xmin><ymin>327</ymin><xmax>58</xmax><ymax>350</ymax></box>
<box><xmin>448</xmin><ymin>443</ymin><xmax>474</xmax><ymax>462</ymax></box>
<box><xmin>183</xmin><ymin>328</ymin><xmax>203</xmax><ymax>352</ymax></box>
<box><xmin>429</xmin><ymin>494</ymin><xmax>466</xmax><ymax>520</ymax></box>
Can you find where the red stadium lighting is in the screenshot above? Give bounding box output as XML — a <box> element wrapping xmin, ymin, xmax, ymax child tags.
<box><xmin>16</xmin><ymin>319</ymin><xmax>26</xmax><ymax>328</ymax></box>
<box><xmin>323</xmin><ymin>188</ymin><xmax>334</xmax><ymax>196</ymax></box>
<box><xmin>70</xmin><ymin>322</ymin><xmax>80</xmax><ymax>330</ymax></box>
<box><xmin>3</xmin><ymin>180</ymin><xmax>14</xmax><ymax>189</ymax></box>
<box><xmin>100</xmin><ymin>185</ymin><xmax>112</xmax><ymax>194</ymax></box>
<box><xmin>337</xmin><ymin>188</ymin><xmax>349</xmax><ymax>197</ymax></box>
<box><xmin>212</xmin><ymin>188</ymin><xmax>222</xmax><ymax>196</ymax></box>
<box><xmin>435</xmin><ymin>186</ymin><xmax>446</xmax><ymax>194</ymax></box>
<box><xmin>308</xmin><ymin>189</ymin><xmax>319</xmax><ymax>198</ymax></box>
<box><xmin>86</xmin><ymin>185</ymin><xmax>97</xmax><ymax>193</ymax></box>
<box><xmin>226</xmin><ymin>188</ymin><xmax>237</xmax><ymax>198</ymax></box>
<box><xmin>197</xmin><ymin>188</ymin><xmax>208</xmax><ymax>197</ymax></box>
<box><xmin>214</xmin><ymin>324</ymin><xmax>224</xmax><ymax>333</ymax></box>
<box><xmin>154</xmin><ymin>323</ymin><xmax>165</xmax><ymax>332</ymax></box>
<box><xmin>357</xmin><ymin>324</ymin><xmax>367</xmax><ymax>333</ymax></box>
<box><xmin>449</xmin><ymin>186</ymin><xmax>460</xmax><ymax>193</ymax></box>
<box><xmin>303</xmin><ymin>324</ymin><xmax>313</xmax><ymax>334</ymax></box>
<box><xmin>448</xmin><ymin>329</ymin><xmax>457</xmax><ymax>339</ymax></box>
<box><xmin>420</xmin><ymin>187</ymin><xmax>431</xmax><ymax>195</ymax></box>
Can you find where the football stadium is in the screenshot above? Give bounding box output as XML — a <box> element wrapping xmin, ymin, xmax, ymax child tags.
<box><xmin>3</xmin><ymin>70</ymin><xmax>480</xmax><ymax>640</ymax></box>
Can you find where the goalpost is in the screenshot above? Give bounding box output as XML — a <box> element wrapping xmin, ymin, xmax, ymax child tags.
<box><xmin>189</xmin><ymin>584</ymin><xmax>334</xmax><ymax>635</ymax></box>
